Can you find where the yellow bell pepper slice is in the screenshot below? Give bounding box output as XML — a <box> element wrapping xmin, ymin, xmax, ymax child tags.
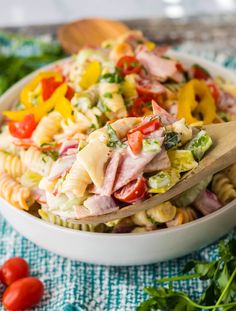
<box><xmin>4</xmin><ymin>83</ymin><xmax>68</xmax><ymax>122</ymax></box>
<box><xmin>79</xmin><ymin>61</ymin><xmax>101</xmax><ymax>89</ymax></box>
<box><xmin>177</xmin><ymin>79</ymin><xmax>216</xmax><ymax>125</ymax></box>
<box><xmin>20</xmin><ymin>71</ymin><xmax>63</xmax><ymax>108</ymax></box>
<box><xmin>55</xmin><ymin>97</ymin><xmax>73</xmax><ymax>119</ymax></box>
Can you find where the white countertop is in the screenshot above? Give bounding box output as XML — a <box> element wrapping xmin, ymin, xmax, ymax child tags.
<box><xmin>0</xmin><ymin>0</ymin><xmax>236</xmax><ymax>27</ymax></box>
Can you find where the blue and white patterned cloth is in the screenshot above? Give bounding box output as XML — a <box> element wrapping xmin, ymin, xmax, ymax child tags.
<box><xmin>0</xmin><ymin>45</ymin><xmax>236</xmax><ymax>311</ymax></box>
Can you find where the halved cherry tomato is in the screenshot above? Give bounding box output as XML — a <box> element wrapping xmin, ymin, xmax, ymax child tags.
<box><xmin>9</xmin><ymin>114</ymin><xmax>37</xmax><ymax>139</ymax></box>
<box><xmin>129</xmin><ymin>98</ymin><xmax>152</xmax><ymax>117</ymax></box>
<box><xmin>191</xmin><ymin>64</ymin><xmax>211</xmax><ymax>80</ymax></box>
<box><xmin>42</xmin><ymin>77</ymin><xmax>74</xmax><ymax>101</ymax></box>
<box><xmin>114</xmin><ymin>177</ymin><xmax>147</xmax><ymax>203</ymax></box>
<box><xmin>136</xmin><ymin>78</ymin><xmax>166</xmax><ymax>101</ymax></box>
<box><xmin>0</xmin><ymin>257</ymin><xmax>29</xmax><ymax>286</ymax></box>
<box><xmin>116</xmin><ymin>56</ymin><xmax>141</xmax><ymax>76</ymax></box>
<box><xmin>206</xmin><ymin>81</ymin><xmax>220</xmax><ymax>103</ymax></box>
<box><xmin>176</xmin><ymin>63</ymin><xmax>184</xmax><ymax>72</ymax></box>
<box><xmin>129</xmin><ymin>117</ymin><xmax>161</xmax><ymax>135</ymax></box>
<box><xmin>128</xmin><ymin>131</ymin><xmax>143</xmax><ymax>155</ymax></box>
<box><xmin>2</xmin><ymin>277</ymin><xmax>44</xmax><ymax>311</ymax></box>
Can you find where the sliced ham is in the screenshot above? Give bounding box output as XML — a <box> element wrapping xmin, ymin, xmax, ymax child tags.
<box><xmin>136</xmin><ymin>49</ymin><xmax>178</xmax><ymax>81</ymax></box>
<box><xmin>144</xmin><ymin>148</ymin><xmax>170</xmax><ymax>173</ymax></box>
<box><xmin>76</xmin><ymin>195</ymin><xmax>118</xmax><ymax>219</ymax></box>
<box><xmin>217</xmin><ymin>91</ymin><xmax>236</xmax><ymax>114</ymax></box>
<box><xmin>94</xmin><ymin>150</ymin><xmax>122</xmax><ymax>196</ymax></box>
<box><xmin>193</xmin><ymin>190</ymin><xmax>222</xmax><ymax>216</ymax></box>
<box><xmin>152</xmin><ymin>100</ymin><xmax>176</xmax><ymax>125</ymax></box>
<box><xmin>48</xmin><ymin>154</ymin><xmax>77</xmax><ymax>180</ymax></box>
<box><xmin>59</xmin><ymin>140</ymin><xmax>79</xmax><ymax>156</ymax></box>
<box><xmin>112</xmin><ymin>149</ymin><xmax>157</xmax><ymax>192</ymax></box>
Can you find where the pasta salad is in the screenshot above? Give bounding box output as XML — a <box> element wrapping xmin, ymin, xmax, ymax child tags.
<box><xmin>0</xmin><ymin>31</ymin><xmax>235</xmax><ymax>233</ymax></box>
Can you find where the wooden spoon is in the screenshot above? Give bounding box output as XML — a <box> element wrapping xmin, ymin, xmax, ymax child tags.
<box><xmin>68</xmin><ymin>121</ymin><xmax>236</xmax><ymax>225</ymax></box>
<box><xmin>58</xmin><ymin>18</ymin><xmax>130</xmax><ymax>54</ymax></box>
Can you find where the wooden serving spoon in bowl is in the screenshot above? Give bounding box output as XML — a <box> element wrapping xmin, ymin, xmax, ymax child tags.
<box><xmin>58</xmin><ymin>18</ymin><xmax>130</xmax><ymax>54</ymax></box>
<box><xmin>68</xmin><ymin>121</ymin><xmax>236</xmax><ymax>225</ymax></box>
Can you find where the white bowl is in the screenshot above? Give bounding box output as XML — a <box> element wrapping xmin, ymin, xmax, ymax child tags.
<box><xmin>0</xmin><ymin>52</ymin><xmax>236</xmax><ymax>266</ymax></box>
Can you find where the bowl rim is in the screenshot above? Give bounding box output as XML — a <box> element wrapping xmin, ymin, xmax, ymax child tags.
<box><xmin>1</xmin><ymin>50</ymin><xmax>236</xmax><ymax>238</ymax></box>
<box><xmin>1</xmin><ymin>196</ymin><xmax>235</xmax><ymax>238</ymax></box>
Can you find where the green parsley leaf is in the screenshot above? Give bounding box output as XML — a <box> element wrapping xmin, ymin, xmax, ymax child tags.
<box><xmin>42</xmin><ymin>150</ymin><xmax>59</xmax><ymax>161</ymax></box>
<box><xmin>107</xmin><ymin>124</ymin><xmax>126</xmax><ymax>149</ymax></box>
<box><xmin>103</xmin><ymin>92</ymin><xmax>113</xmax><ymax>98</ymax></box>
<box><xmin>137</xmin><ymin>239</ymin><xmax>236</xmax><ymax>311</ymax></box>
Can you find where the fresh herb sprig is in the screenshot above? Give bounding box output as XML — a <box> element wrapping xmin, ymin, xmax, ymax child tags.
<box><xmin>137</xmin><ymin>239</ymin><xmax>236</xmax><ymax>311</ymax></box>
<box><xmin>107</xmin><ymin>124</ymin><xmax>126</xmax><ymax>149</ymax></box>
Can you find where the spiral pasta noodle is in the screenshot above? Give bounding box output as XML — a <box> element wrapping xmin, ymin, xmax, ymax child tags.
<box><xmin>166</xmin><ymin>207</ymin><xmax>197</xmax><ymax>227</ymax></box>
<box><xmin>20</xmin><ymin>146</ymin><xmax>54</xmax><ymax>177</ymax></box>
<box><xmin>32</xmin><ymin>111</ymin><xmax>62</xmax><ymax>146</ymax></box>
<box><xmin>0</xmin><ymin>151</ymin><xmax>26</xmax><ymax>178</ymax></box>
<box><xmin>0</xmin><ymin>173</ymin><xmax>32</xmax><ymax>210</ymax></box>
<box><xmin>38</xmin><ymin>208</ymin><xmax>106</xmax><ymax>232</ymax></box>
<box><xmin>212</xmin><ymin>172</ymin><xmax>236</xmax><ymax>204</ymax></box>
<box><xmin>131</xmin><ymin>201</ymin><xmax>176</xmax><ymax>226</ymax></box>
<box><xmin>61</xmin><ymin>160</ymin><xmax>91</xmax><ymax>197</ymax></box>
<box><xmin>223</xmin><ymin>163</ymin><xmax>236</xmax><ymax>188</ymax></box>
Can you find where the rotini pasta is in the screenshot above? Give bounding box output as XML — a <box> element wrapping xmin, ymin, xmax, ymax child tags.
<box><xmin>20</xmin><ymin>146</ymin><xmax>54</xmax><ymax>177</ymax></box>
<box><xmin>166</xmin><ymin>207</ymin><xmax>197</xmax><ymax>227</ymax></box>
<box><xmin>0</xmin><ymin>173</ymin><xmax>33</xmax><ymax>210</ymax></box>
<box><xmin>212</xmin><ymin>172</ymin><xmax>236</xmax><ymax>204</ymax></box>
<box><xmin>32</xmin><ymin>111</ymin><xmax>62</xmax><ymax>146</ymax></box>
<box><xmin>61</xmin><ymin>160</ymin><xmax>91</xmax><ymax>197</ymax></box>
<box><xmin>223</xmin><ymin>163</ymin><xmax>236</xmax><ymax>187</ymax></box>
<box><xmin>0</xmin><ymin>151</ymin><xmax>26</xmax><ymax>178</ymax></box>
<box><xmin>39</xmin><ymin>207</ymin><xmax>107</xmax><ymax>232</ymax></box>
<box><xmin>132</xmin><ymin>202</ymin><xmax>176</xmax><ymax>226</ymax></box>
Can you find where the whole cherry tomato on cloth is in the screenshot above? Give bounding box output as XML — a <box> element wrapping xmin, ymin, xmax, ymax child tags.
<box><xmin>0</xmin><ymin>257</ymin><xmax>29</xmax><ymax>286</ymax></box>
<box><xmin>2</xmin><ymin>277</ymin><xmax>44</xmax><ymax>311</ymax></box>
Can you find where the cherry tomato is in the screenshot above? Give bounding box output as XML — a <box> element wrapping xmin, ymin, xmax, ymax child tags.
<box><xmin>116</xmin><ymin>56</ymin><xmax>141</xmax><ymax>76</ymax></box>
<box><xmin>0</xmin><ymin>257</ymin><xmax>29</xmax><ymax>286</ymax></box>
<box><xmin>114</xmin><ymin>177</ymin><xmax>147</xmax><ymax>203</ymax></box>
<box><xmin>191</xmin><ymin>64</ymin><xmax>211</xmax><ymax>80</ymax></box>
<box><xmin>128</xmin><ymin>131</ymin><xmax>143</xmax><ymax>155</ymax></box>
<box><xmin>41</xmin><ymin>77</ymin><xmax>74</xmax><ymax>101</ymax></box>
<box><xmin>206</xmin><ymin>81</ymin><xmax>220</xmax><ymax>103</ymax></box>
<box><xmin>136</xmin><ymin>78</ymin><xmax>166</xmax><ymax>101</ymax></box>
<box><xmin>129</xmin><ymin>117</ymin><xmax>161</xmax><ymax>135</ymax></box>
<box><xmin>2</xmin><ymin>277</ymin><xmax>44</xmax><ymax>311</ymax></box>
<box><xmin>176</xmin><ymin>62</ymin><xmax>184</xmax><ymax>72</ymax></box>
<box><xmin>129</xmin><ymin>97</ymin><xmax>153</xmax><ymax>117</ymax></box>
<box><xmin>9</xmin><ymin>114</ymin><xmax>37</xmax><ymax>139</ymax></box>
